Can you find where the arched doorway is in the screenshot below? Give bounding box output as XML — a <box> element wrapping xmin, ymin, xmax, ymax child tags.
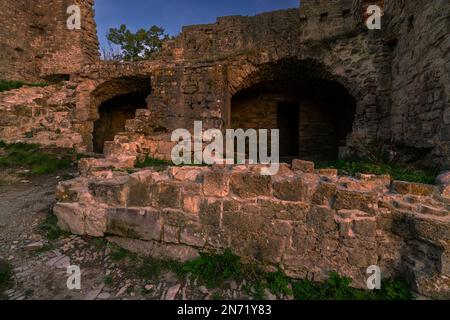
<box><xmin>230</xmin><ymin>59</ymin><xmax>356</xmax><ymax>162</ymax></box>
<box><xmin>91</xmin><ymin>76</ymin><xmax>151</xmax><ymax>153</ymax></box>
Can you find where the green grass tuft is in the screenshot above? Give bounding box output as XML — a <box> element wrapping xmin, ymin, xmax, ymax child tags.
<box><xmin>0</xmin><ymin>141</ymin><xmax>73</xmax><ymax>174</ymax></box>
<box><xmin>39</xmin><ymin>213</ymin><xmax>71</xmax><ymax>240</ymax></box>
<box><xmin>135</xmin><ymin>156</ymin><xmax>172</xmax><ymax>168</ymax></box>
<box><xmin>292</xmin><ymin>272</ymin><xmax>413</xmax><ymax>300</ymax></box>
<box><xmin>0</xmin><ymin>80</ymin><xmax>48</xmax><ymax>93</ymax></box>
<box><xmin>316</xmin><ymin>159</ymin><xmax>438</xmax><ymax>184</ymax></box>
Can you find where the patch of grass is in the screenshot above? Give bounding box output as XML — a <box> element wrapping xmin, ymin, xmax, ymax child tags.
<box><xmin>110</xmin><ymin>246</ymin><xmax>136</xmax><ymax>262</ymax></box>
<box><xmin>0</xmin><ymin>80</ymin><xmax>48</xmax><ymax>93</ymax></box>
<box><xmin>135</xmin><ymin>157</ymin><xmax>171</xmax><ymax>168</ymax></box>
<box><xmin>0</xmin><ymin>141</ymin><xmax>73</xmax><ymax>174</ymax></box>
<box><xmin>292</xmin><ymin>272</ymin><xmax>414</xmax><ymax>300</ymax></box>
<box><xmin>0</xmin><ymin>259</ymin><xmax>13</xmax><ymax>297</ymax></box>
<box><xmin>135</xmin><ymin>257</ymin><xmax>182</xmax><ymax>280</ymax></box>
<box><xmin>212</xmin><ymin>292</ymin><xmax>224</xmax><ymax>300</ymax></box>
<box><xmin>39</xmin><ymin>213</ymin><xmax>70</xmax><ymax>240</ymax></box>
<box><xmin>181</xmin><ymin>249</ymin><xmax>247</xmax><ymax>288</ymax></box>
<box><xmin>103</xmin><ymin>246</ymin><xmax>414</xmax><ymax>300</ymax></box>
<box><xmin>266</xmin><ymin>271</ymin><xmax>292</xmax><ymax>296</ymax></box>
<box><xmin>316</xmin><ymin>159</ymin><xmax>438</xmax><ymax>184</ymax></box>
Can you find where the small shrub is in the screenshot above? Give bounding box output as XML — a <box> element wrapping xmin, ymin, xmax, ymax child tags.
<box><xmin>110</xmin><ymin>246</ymin><xmax>136</xmax><ymax>262</ymax></box>
<box><xmin>0</xmin><ymin>141</ymin><xmax>73</xmax><ymax>174</ymax></box>
<box><xmin>104</xmin><ymin>275</ymin><xmax>113</xmax><ymax>285</ymax></box>
<box><xmin>181</xmin><ymin>249</ymin><xmax>246</xmax><ymax>288</ymax></box>
<box><xmin>0</xmin><ymin>80</ymin><xmax>47</xmax><ymax>93</ymax></box>
<box><xmin>39</xmin><ymin>213</ymin><xmax>70</xmax><ymax>240</ymax></box>
<box><xmin>266</xmin><ymin>271</ymin><xmax>292</xmax><ymax>296</ymax></box>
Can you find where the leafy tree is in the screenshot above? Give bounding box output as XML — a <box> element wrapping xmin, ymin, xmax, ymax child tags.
<box><xmin>106</xmin><ymin>24</ymin><xmax>171</xmax><ymax>61</ymax></box>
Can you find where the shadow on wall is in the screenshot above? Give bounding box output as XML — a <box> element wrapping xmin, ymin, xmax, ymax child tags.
<box><xmin>231</xmin><ymin>59</ymin><xmax>356</xmax><ymax>162</ymax></box>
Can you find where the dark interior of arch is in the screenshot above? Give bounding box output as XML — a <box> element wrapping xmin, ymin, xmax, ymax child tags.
<box><xmin>93</xmin><ymin>80</ymin><xmax>151</xmax><ymax>153</ymax></box>
<box><xmin>231</xmin><ymin>61</ymin><xmax>356</xmax><ymax>162</ymax></box>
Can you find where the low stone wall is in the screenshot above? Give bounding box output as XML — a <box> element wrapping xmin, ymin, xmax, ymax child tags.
<box><xmin>54</xmin><ymin>160</ymin><xmax>450</xmax><ymax>298</ymax></box>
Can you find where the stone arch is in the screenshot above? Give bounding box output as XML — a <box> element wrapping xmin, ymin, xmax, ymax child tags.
<box><xmin>227</xmin><ymin>58</ymin><xmax>358</xmax><ymax>161</ymax></box>
<box><xmin>89</xmin><ymin>75</ymin><xmax>151</xmax><ymax>153</ymax></box>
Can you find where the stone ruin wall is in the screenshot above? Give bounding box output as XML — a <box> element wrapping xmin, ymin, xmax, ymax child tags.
<box><xmin>54</xmin><ymin>160</ymin><xmax>450</xmax><ymax>298</ymax></box>
<box><xmin>0</xmin><ymin>0</ymin><xmax>448</xmax><ymax>168</ymax></box>
<box><xmin>0</xmin><ymin>0</ymin><xmax>99</xmax><ymax>82</ymax></box>
<box><xmin>0</xmin><ymin>0</ymin><xmax>449</xmax><ymax>298</ymax></box>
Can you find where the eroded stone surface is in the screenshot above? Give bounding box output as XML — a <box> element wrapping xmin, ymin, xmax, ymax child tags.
<box><xmin>55</xmin><ymin>163</ymin><xmax>450</xmax><ymax>298</ymax></box>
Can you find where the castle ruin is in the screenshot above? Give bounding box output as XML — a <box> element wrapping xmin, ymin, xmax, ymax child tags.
<box><xmin>0</xmin><ymin>0</ymin><xmax>449</xmax><ymax>297</ymax></box>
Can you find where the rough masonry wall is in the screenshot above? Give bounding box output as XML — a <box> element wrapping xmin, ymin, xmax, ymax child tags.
<box><xmin>0</xmin><ymin>83</ymin><xmax>84</xmax><ymax>149</ymax></box>
<box><xmin>382</xmin><ymin>0</ymin><xmax>450</xmax><ymax>169</ymax></box>
<box><xmin>54</xmin><ymin>162</ymin><xmax>450</xmax><ymax>298</ymax></box>
<box><xmin>0</xmin><ymin>0</ymin><xmax>99</xmax><ymax>82</ymax></box>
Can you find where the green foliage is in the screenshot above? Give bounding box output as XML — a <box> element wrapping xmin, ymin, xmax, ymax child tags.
<box><xmin>110</xmin><ymin>246</ymin><xmax>136</xmax><ymax>262</ymax></box>
<box><xmin>181</xmin><ymin>249</ymin><xmax>246</xmax><ymax>288</ymax></box>
<box><xmin>104</xmin><ymin>275</ymin><xmax>113</xmax><ymax>285</ymax></box>
<box><xmin>317</xmin><ymin>159</ymin><xmax>437</xmax><ymax>184</ymax></box>
<box><xmin>39</xmin><ymin>213</ymin><xmax>70</xmax><ymax>240</ymax></box>
<box><xmin>0</xmin><ymin>80</ymin><xmax>47</xmax><ymax>93</ymax></box>
<box><xmin>0</xmin><ymin>141</ymin><xmax>73</xmax><ymax>174</ymax></box>
<box><xmin>135</xmin><ymin>258</ymin><xmax>182</xmax><ymax>280</ymax></box>
<box><xmin>266</xmin><ymin>271</ymin><xmax>292</xmax><ymax>296</ymax></box>
<box><xmin>135</xmin><ymin>156</ymin><xmax>171</xmax><ymax>168</ymax></box>
<box><xmin>102</xmin><ymin>245</ymin><xmax>414</xmax><ymax>300</ymax></box>
<box><xmin>106</xmin><ymin>24</ymin><xmax>171</xmax><ymax>61</ymax></box>
<box><xmin>292</xmin><ymin>272</ymin><xmax>413</xmax><ymax>300</ymax></box>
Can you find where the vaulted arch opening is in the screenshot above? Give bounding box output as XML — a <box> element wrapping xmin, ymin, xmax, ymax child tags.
<box><xmin>230</xmin><ymin>59</ymin><xmax>356</xmax><ymax>162</ymax></box>
<box><xmin>90</xmin><ymin>76</ymin><xmax>151</xmax><ymax>153</ymax></box>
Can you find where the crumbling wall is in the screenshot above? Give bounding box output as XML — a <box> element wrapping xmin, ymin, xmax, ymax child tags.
<box><xmin>54</xmin><ymin>162</ymin><xmax>450</xmax><ymax>298</ymax></box>
<box><xmin>381</xmin><ymin>0</ymin><xmax>450</xmax><ymax>168</ymax></box>
<box><xmin>0</xmin><ymin>83</ymin><xmax>83</xmax><ymax>149</ymax></box>
<box><xmin>0</xmin><ymin>0</ymin><xmax>99</xmax><ymax>82</ymax></box>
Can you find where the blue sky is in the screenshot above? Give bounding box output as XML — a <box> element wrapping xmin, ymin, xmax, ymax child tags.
<box><xmin>94</xmin><ymin>0</ymin><xmax>300</xmax><ymax>49</ymax></box>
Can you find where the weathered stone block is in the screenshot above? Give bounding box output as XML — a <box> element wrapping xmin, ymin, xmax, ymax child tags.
<box><xmin>128</xmin><ymin>177</ymin><xmax>152</xmax><ymax>207</ymax></box>
<box><xmin>273</xmin><ymin>174</ymin><xmax>319</xmax><ymax>202</ymax></box>
<box><xmin>163</xmin><ymin>225</ymin><xmax>180</xmax><ymax>244</ymax></box>
<box><xmin>199</xmin><ymin>199</ymin><xmax>222</xmax><ymax>228</ymax></box>
<box><xmin>392</xmin><ymin>181</ymin><xmax>437</xmax><ymax>197</ymax></box>
<box><xmin>306</xmin><ymin>206</ymin><xmax>337</xmax><ymax>233</ymax></box>
<box><xmin>333</xmin><ymin>189</ymin><xmax>378</xmax><ymax>214</ymax></box>
<box><xmin>291</xmin><ymin>159</ymin><xmax>315</xmax><ymax>173</ymax></box>
<box><xmin>312</xmin><ymin>180</ymin><xmax>337</xmax><ymax>206</ymax></box>
<box><xmin>107</xmin><ymin>208</ymin><xmax>162</xmax><ymax>241</ymax></box>
<box><xmin>88</xmin><ymin>178</ymin><xmax>130</xmax><ymax>206</ymax></box>
<box><xmin>183</xmin><ymin>195</ymin><xmax>201</xmax><ymax>213</ymax></box>
<box><xmin>203</xmin><ymin>170</ymin><xmax>229</xmax><ymax>197</ymax></box>
<box><xmin>229</xmin><ymin>172</ymin><xmax>271</xmax><ymax>198</ymax></box>
<box><xmin>180</xmin><ymin>223</ymin><xmax>207</xmax><ymax>247</ymax></box>
<box><xmin>54</xmin><ymin>203</ymin><xmax>86</xmax><ymax>236</ymax></box>
<box><xmin>352</xmin><ymin>217</ymin><xmax>377</xmax><ymax>237</ymax></box>
<box><xmin>152</xmin><ymin>182</ymin><xmax>181</xmax><ymax>208</ymax></box>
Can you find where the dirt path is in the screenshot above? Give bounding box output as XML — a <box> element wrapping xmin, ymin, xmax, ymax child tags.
<box><xmin>0</xmin><ymin>169</ymin><xmax>253</xmax><ymax>300</ymax></box>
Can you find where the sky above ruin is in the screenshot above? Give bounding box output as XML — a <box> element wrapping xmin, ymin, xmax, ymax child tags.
<box><xmin>94</xmin><ymin>0</ymin><xmax>300</xmax><ymax>50</ymax></box>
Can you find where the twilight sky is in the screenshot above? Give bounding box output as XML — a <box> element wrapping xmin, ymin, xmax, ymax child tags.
<box><xmin>94</xmin><ymin>0</ymin><xmax>300</xmax><ymax>49</ymax></box>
